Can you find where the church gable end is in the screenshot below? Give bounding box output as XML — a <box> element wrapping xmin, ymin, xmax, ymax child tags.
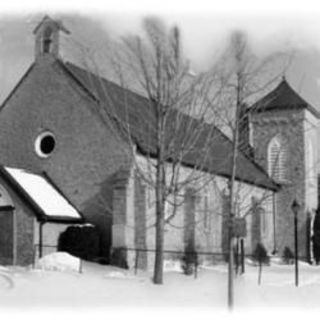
<box><xmin>0</xmin><ymin>55</ymin><xmax>132</xmax><ymax>236</ymax></box>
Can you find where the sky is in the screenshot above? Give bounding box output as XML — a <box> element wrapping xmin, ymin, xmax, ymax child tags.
<box><xmin>1</xmin><ymin>1</ymin><xmax>320</xmax><ymax>106</ymax></box>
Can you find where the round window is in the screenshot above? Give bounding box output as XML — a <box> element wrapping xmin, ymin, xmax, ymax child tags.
<box><xmin>35</xmin><ymin>131</ymin><xmax>56</xmax><ymax>158</ymax></box>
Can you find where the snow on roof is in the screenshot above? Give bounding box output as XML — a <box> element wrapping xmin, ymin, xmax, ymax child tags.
<box><xmin>5</xmin><ymin>167</ymin><xmax>81</xmax><ymax>219</ymax></box>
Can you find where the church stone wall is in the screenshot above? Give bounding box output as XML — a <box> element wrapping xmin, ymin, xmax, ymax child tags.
<box><xmin>0</xmin><ymin>57</ymin><xmax>133</xmax><ymax>257</ymax></box>
<box><xmin>304</xmin><ymin>110</ymin><xmax>319</xmax><ymax>211</ymax></box>
<box><xmin>251</xmin><ymin>108</ymin><xmax>311</xmax><ymax>258</ymax></box>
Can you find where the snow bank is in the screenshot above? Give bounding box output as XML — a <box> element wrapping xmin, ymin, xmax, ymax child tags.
<box><xmin>163</xmin><ymin>259</ymin><xmax>183</xmax><ymax>272</ymax></box>
<box><xmin>4</xmin><ymin>259</ymin><xmax>320</xmax><ymax>309</ymax></box>
<box><xmin>104</xmin><ymin>270</ymin><xmax>138</xmax><ymax>280</ymax></box>
<box><xmin>37</xmin><ymin>252</ymin><xmax>80</xmax><ymax>272</ymax></box>
<box><xmin>0</xmin><ymin>265</ymin><xmax>9</xmax><ymax>272</ymax></box>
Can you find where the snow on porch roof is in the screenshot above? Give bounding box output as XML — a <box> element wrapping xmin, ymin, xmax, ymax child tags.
<box><xmin>1</xmin><ymin>167</ymin><xmax>83</xmax><ymax>223</ymax></box>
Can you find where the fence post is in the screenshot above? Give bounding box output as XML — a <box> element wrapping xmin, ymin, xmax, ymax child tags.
<box><xmin>194</xmin><ymin>259</ymin><xmax>198</xmax><ymax>279</ymax></box>
<box><xmin>32</xmin><ymin>244</ymin><xmax>37</xmax><ymax>269</ymax></box>
<box><xmin>134</xmin><ymin>250</ymin><xmax>140</xmax><ymax>275</ymax></box>
<box><xmin>241</xmin><ymin>238</ymin><xmax>245</xmax><ymax>274</ymax></box>
<box><xmin>235</xmin><ymin>238</ymin><xmax>239</xmax><ymax>275</ymax></box>
<box><xmin>79</xmin><ymin>259</ymin><xmax>83</xmax><ymax>274</ymax></box>
<box><xmin>39</xmin><ymin>222</ymin><xmax>45</xmax><ymax>258</ymax></box>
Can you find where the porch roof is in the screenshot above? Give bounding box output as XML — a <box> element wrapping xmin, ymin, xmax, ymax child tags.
<box><xmin>0</xmin><ymin>166</ymin><xmax>83</xmax><ymax>223</ymax></box>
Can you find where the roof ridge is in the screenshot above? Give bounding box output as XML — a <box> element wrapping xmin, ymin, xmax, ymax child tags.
<box><xmin>63</xmin><ymin>60</ymin><xmax>153</xmax><ymax>105</ymax></box>
<box><xmin>33</xmin><ymin>15</ymin><xmax>70</xmax><ymax>35</ymax></box>
<box><xmin>59</xmin><ymin>60</ymin><xmax>279</xmax><ymax>191</ymax></box>
<box><xmin>57</xmin><ymin>59</ymin><xmax>100</xmax><ymax>102</ymax></box>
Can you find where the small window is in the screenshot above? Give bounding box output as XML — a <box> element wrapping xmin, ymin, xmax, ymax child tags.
<box><xmin>35</xmin><ymin>131</ymin><xmax>56</xmax><ymax>158</ymax></box>
<box><xmin>42</xmin><ymin>26</ymin><xmax>53</xmax><ymax>53</ymax></box>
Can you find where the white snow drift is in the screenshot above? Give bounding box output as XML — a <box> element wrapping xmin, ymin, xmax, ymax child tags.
<box><xmin>37</xmin><ymin>252</ymin><xmax>80</xmax><ymax>272</ymax></box>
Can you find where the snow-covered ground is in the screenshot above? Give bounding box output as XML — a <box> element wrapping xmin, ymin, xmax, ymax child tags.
<box><xmin>1</xmin><ymin>253</ymin><xmax>320</xmax><ymax>319</ymax></box>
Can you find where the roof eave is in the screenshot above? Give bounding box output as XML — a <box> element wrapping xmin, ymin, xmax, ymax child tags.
<box><xmin>0</xmin><ymin>63</ymin><xmax>35</xmax><ymax>113</ymax></box>
<box><xmin>250</xmin><ymin>104</ymin><xmax>320</xmax><ymax>119</ymax></box>
<box><xmin>0</xmin><ymin>166</ymin><xmax>84</xmax><ymax>223</ymax></box>
<box><xmin>42</xmin><ymin>171</ymin><xmax>84</xmax><ymax>221</ymax></box>
<box><xmin>136</xmin><ymin>145</ymin><xmax>279</xmax><ymax>192</ymax></box>
<box><xmin>43</xmin><ymin>216</ymin><xmax>84</xmax><ymax>224</ymax></box>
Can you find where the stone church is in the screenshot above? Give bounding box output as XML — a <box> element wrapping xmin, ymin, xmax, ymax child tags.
<box><xmin>0</xmin><ymin>15</ymin><xmax>315</xmax><ymax>267</ymax></box>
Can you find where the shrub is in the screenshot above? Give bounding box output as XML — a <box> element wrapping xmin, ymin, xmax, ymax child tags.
<box><xmin>252</xmin><ymin>243</ymin><xmax>269</xmax><ymax>266</ymax></box>
<box><xmin>282</xmin><ymin>246</ymin><xmax>294</xmax><ymax>264</ymax></box>
<box><xmin>110</xmin><ymin>247</ymin><xmax>128</xmax><ymax>269</ymax></box>
<box><xmin>58</xmin><ymin>225</ymin><xmax>100</xmax><ymax>260</ymax></box>
<box><xmin>252</xmin><ymin>243</ymin><xmax>269</xmax><ymax>285</ymax></box>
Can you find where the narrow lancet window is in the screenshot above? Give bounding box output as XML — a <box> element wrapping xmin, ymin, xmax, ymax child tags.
<box><xmin>268</xmin><ymin>135</ymin><xmax>288</xmax><ymax>181</ymax></box>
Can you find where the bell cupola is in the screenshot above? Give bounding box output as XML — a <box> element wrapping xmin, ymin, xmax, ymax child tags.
<box><xmin>33</xmin><ymin>15</ymin><xmax>70</xmax><ymax>60</ymax></box>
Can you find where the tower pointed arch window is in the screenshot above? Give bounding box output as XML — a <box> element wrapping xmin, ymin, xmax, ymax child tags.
<box><xmin>306</xmin><ymin>139</ymin><xmax>316</xmax><ymax>187</ymax></box>
<box><xmin>268</xmin><ymin>134</ymin><xmax>288</xmax><ymax>181</ymax></box>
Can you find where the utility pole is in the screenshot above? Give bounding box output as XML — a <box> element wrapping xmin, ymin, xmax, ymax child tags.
<box><xmin>227</xmin><ymin>214</ymin><xmax>235</xmax><ymax>309</ymax></box>
<box><xmin>291</xmin><ymin>199</ymin><xmax>300</xmax><ymax>287</ymax></box>
<box><xmin>228</xmin><ymin>78</ymin><xmax>242</xmax><ymax>310</ymax></box>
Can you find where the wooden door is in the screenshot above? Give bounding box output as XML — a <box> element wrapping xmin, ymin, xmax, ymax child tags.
<box><xmin>0</xmin><ymin>206</ymin><xmax>14</xmax><ymax>265</ymax></box>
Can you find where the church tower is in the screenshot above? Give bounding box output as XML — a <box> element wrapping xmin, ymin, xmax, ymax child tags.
<box><xmin>249</xmin><ymin>78</ymin><xmax>319</xmax><ymax>259</ymax></box>
<box><xmin>33</xmin><ymin>15</ymin><xmax>70</xmax><ymax>60</ymax></box>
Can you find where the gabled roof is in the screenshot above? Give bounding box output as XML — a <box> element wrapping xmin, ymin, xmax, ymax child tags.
<box><xmin>0</xmin><ymin>166</ymin><xmax>83</xmax><ymax>224</ymax></box>
<box><xmin>250</xmin><ymin>78</ymin><xmax>320</xmax><ymax>118</ymax></box>
<box><xmin>33</xmin><ymin>15</ymin><xmax>70</xmax><ymax>35</ymax></box>
<box><xmin>58</xmin><ymin>60</ymin><xmax>279</xmax><ymax>191</ymax></box>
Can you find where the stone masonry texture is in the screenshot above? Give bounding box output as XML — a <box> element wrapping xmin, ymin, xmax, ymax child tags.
<box><xmin>251</xmin><ymin>109</ymin><xmax>309</xmax><ymax>258</ymax></box>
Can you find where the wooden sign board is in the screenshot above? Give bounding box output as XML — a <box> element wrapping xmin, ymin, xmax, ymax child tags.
<box><xmin>234</xmin><ymin>217</ymin><xmax>247</xmax><ymax>238</ymax></box>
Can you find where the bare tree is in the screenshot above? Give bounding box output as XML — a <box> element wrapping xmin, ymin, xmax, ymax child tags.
<box><xmin>65</xmin><ymin>18</ymin><xmax>288</xmax><ymax>294</ymax></box>
<box><xmin>76</xmin><ymin>18</ymin><xmax>225</xmax><ymax>285</ymax></box>
<box><xmin>207</xmin><ymin>30</ymin><xmax>290</xmax><ymax>309</ymax></box>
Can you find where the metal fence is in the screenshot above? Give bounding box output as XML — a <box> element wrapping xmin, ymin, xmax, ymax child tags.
<box><xmin>123</xmin><ymin>247</ymin><xmax>228</xmax><ymax>278</ymax></box>
<box><xmin>31</xmin><ymin>243</ymin><xmax>313</xmax><ymax>278</ymax></box>
<box><xmin>124</xmin><ymin>246</ymin><xmax>313</xmax><ymax>277</ymax></box>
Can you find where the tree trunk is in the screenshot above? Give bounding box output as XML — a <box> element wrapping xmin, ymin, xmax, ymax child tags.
<box><xmin>228</xmin><ymin>233</ymin><xmax>235</xmax><ymax>308</ymax></box>
<box><xmin>153</xmin><ymin>112</ymin><xmax>166</xmax><ymax>284</ymax></box>
<box><xmin>235</xmin><ymin>238</ymin><xmax>239</xmax><ymax>275</ymax></box>
<box><xmin>240</xmin><ymin>238</ymin><xmax>245</xmax><ymax>274</ymax></box>
<box><xmin>153</xmin><ymin>192</ymin><xmax>165</xmax><ymax>284</ymax></box>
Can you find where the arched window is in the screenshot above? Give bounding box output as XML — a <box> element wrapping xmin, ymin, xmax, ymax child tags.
<box><xmin>268</xmin><ymin>135</ymin><xmax>288</xmax><ymax>181</ymax></box>
<box><xmin>306</xmin><ymin>139</ymin><xmax>315</xmax><ymax>186</ymax></box>
<box><xmin>42</xmin><ymin>26</ymin><xmax>53</xmax><ymax>54</ymax></box>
